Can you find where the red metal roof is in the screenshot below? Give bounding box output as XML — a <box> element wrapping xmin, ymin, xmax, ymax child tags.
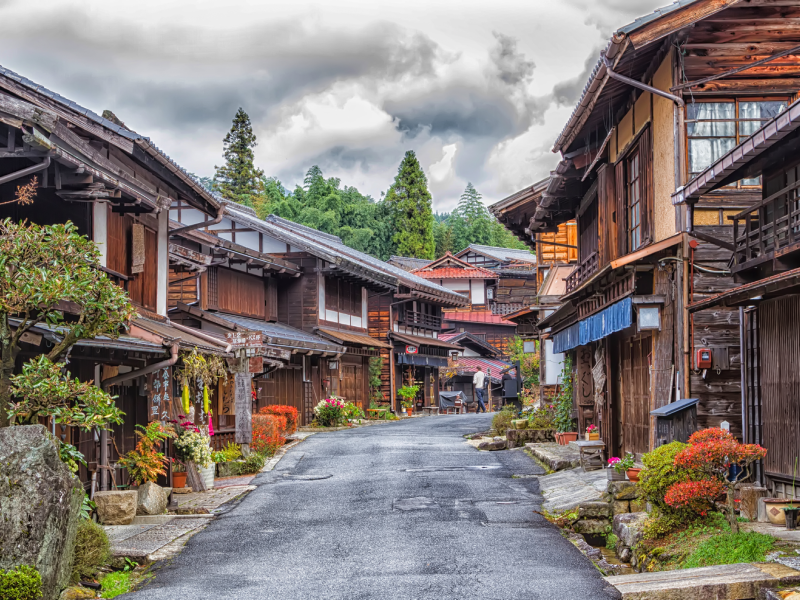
<box><xmin>414</xmin><ymin>267</ymin><xmax>496</xmax><ymax>279</ymax></box>
<box><xmin>453</xmin><ymin>357</ymin><xmax>516</xmax><ymax>381</ymax></box>
<box><xmin>443</xmin><ymin>311</ymin><xmax>515</xmax><ymax>326</ymax></box>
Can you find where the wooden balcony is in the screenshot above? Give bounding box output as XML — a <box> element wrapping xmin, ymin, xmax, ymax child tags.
<box><xmin>403</xmin><ymin>310</ymin><xmax>442</xmax><ymax>330</ymax></box>
<box><xmin>565</xmin><ymin>252</ymin><xmax>599</xmax><ymax>294</ymax></box>
<box><xmin>732</xmin><ymin>184</ymin><xmax>800</xmax><ymax>274</ymax></box>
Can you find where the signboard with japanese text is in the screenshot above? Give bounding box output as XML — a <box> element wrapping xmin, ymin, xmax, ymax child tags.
<box><xmin>147</xmin><ymin>367</ymin><xmax>173</xmax><ymax>422</ymax></box>
<box><xmin>405</xmin><ymin>345</ymin><xmax>418</xmax><ymax>354</ymax></box>
<box><xmin>226</xmin><ymin>330</ymin><xmax>262</xmax><ymax>349</ymax></box>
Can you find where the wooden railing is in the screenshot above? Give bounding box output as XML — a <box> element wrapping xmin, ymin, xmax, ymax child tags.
<box><xmin>565</xmin><ymin>252</ymin><xmax>599</xmax><ymax>294</ymax></box>
<box><xmin>404</xmin><ymin>310</ymin><xmax>442</xmax><ymax>330</ymax></box>
<box><xmin>491</xmin><ymin>302</ymin><xmax>525</xmax><ymax>315</ymax></box>
<box><xmin>732</xmin><ymin>181</ymin><xmax>800</xmax><ymax>271</ymax></box>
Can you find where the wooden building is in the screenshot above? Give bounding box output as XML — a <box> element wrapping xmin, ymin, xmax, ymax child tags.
<box><xmin>491</xmin><ymin>0</ymin><xmax>800</xmax><ymax>458</ymax></box>
<box><xmin>410</xmin><ymin>253</ymin><xmax>518</xmax><ymax>357</ymax></box>
<box><xmin>677</xmin><ymin>98</ymin><xmax>800</xmax><ymax>496</ymax></box>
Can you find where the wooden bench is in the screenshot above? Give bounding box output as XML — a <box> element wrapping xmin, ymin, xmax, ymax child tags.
<box><xmin>421</xmin><ymin>406</ymin><xmax>439</xmax><ymax>416</ymax></box>
<box><xmin>366</xmin><ymin>408</ymin><xmax>390</xmax><ymax>420</ymax></box>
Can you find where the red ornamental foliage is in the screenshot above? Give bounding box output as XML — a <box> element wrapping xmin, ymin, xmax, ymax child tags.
<box><xmin>251</xmin><ymin>414</ymin><xmax>287</xmax><ymax>455</ymax></box>
<box><xmin>687</xmin><ymin>427</ymin><xmax>734</xmax><ymax>445</ymax></box>
<box><xmin>259</xmin><ymin>405</ymin><xmax>298</xmax><ymax>435</ymax></box>
<box><xmin>664</xmin><ymin>479</ymin><xmax>724</xmax><ymax>515</ymax></box>
<box><xmin>675</xmin><ymin>438</ymin><xmax>767</xmax><ymax>477</ymax></box>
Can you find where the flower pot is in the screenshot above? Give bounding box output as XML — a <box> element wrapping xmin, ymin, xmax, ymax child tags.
<box><xmin>626</xmin><ymin>468</ymin><xmax>642</xmax><ymax>483</ymax></box>
<box><xmin>607</xmin><ymin>469</ymin><xmax>626</xmax><ymax>481</ymax></box>
<box><xmin>785</xmin><ymin>507</ymin><xmax>800</xmax><ymax>530</ymax></box>
<box><xmin>198</xmin><ymin>463</ymin><xmax>215</xmax><ymax>490</ymax></box>
<box><xmin>512</xmin><ymin>419</ymin><xmax>528</xmax><ymax>430</ymax></box>
<box><xmin>407</xmin><ymin>407</ymin><xmax>413</xmax><ymax>416</ymax></box>
<box><xmin>172</xmin><ymin>471</ymin><xmax>187</xmax><ymax>489</ymax></box>
<box><xmin>562</xmin><ymin>432</ymin><xmax>579</xmax><ymax>444</ymax></box>
<box><xmin>585</xmin><ymin>432</ymin><xmax>600</xmax><ymax>441</ymax></box>
<box><xmin>765</xmin><ymin>499</ymin><xmax>795</xmax><ymax>525</ymax></box>
<box><xmin>555</xmin><ymin>432</ymin><xmax>564</xmax><ymax>445</ymax></box>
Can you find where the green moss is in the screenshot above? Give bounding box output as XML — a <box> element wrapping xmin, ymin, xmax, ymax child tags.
<box><xmin>681</xmin><ymin>532</ymin><xmax>775</xmax><ymax>569</ymax></box>
<box><xmin>605</xmin><ymin>534</ymin><xmax>619</xmax><ymax>550</ymax></box>
<box><xmin>0</xmin><ymin>565</ymin><xmax>42</xmax><ymax>600</ymax></box>
<box><xmin>71</xmin><ymin>519</ymin><xmax>111</xmax><ymax>583</ymax></box>
<box><xmin>100</xmin><ymin>569</ymin><xmax>153</xmax><ymax>599</ymax></box>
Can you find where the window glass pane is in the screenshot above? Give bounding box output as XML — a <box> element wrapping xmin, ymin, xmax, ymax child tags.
<box><xmin>739</xmin><ymin>101</ymin><xmax>787</xmax><ymax>137</ymax></box>
<box><xmin>687</xmin><ymin>102</ymin><xmax>735</xmax><ymax>136</ymax></box>
<box><xmin>689</xmin><ymin>138</ymin><xmax>736</xmax><ymax>174</ymax></box>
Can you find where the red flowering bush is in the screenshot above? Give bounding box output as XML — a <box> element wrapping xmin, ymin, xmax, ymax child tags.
<box><xmin>664</xmin><ymin>479</ymin><xmax>724</xmax><ymax>516</ymax></box>
<box><xmin>666</xmin><ymin>427</ymin><xmax>767</xmax><ymax>533</ymax></box>
<box><xmin>259</xmin><ymin>405</ymin><xmax>298</xmax><ymax>435</ymax></box>
<box><xmin>251</xmin><ymin>414</ymin><xmax>287</xmax><ymax>456</ymax></box>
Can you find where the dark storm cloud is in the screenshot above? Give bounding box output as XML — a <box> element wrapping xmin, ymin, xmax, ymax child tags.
<box><xmin>490</xmin><ymin>32</ymin><xmax>535</xmax><ymax>86</ymax></box>
<box><xmin>0</xmin><ymin>6</ymin><xmax>440</xmax><ymax>132</ymax></box>
<box><xmin>551</xmin><ymin>45</ymin><xmax>605</xmax><ymax>107</ymax></box>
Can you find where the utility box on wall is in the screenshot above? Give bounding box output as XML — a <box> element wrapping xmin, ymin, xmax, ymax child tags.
<box><xmin>651</xmin><ymin>398</ymin><xmax>699</xmax><ymax>447</ymax></box>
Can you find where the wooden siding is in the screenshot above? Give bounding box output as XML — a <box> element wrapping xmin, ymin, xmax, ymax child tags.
<box><xmin>168</xmin><ymin>269</ymin><xmax>199</xmax><ymax>308</ymax></box>
<box><xmin>758</xmin><ymin>295</ymin><xmax>800</xmax><ymax>482</ymax></box>
<box><xmin>278</xmin><ymin>255</ymin><xmax>319</xmax><ymax>333</ymax></box>
<box><xmin>621</xmin><ymin>334</ymin><xmax>652</xmax><ymax>458</ymax></box>
<box><xmin>537</xmin><ymin>221</ymin><xmax>577</xmax><ymax>264</ymax></box>
<box><xmin>368</xmin><ymin>293</ymin><xmax>393</xmax><ymax>401</ymax></box>
<box><xmin>127</xmin><ymin>225</ymin><xmax>158</xmax><ymax>311</ymax></box>
<box><xmin>217</xmin><ymin>267</ymin><xmax>266</xmax><ymax>319</ymax></box>
<box><xmin>597</xmin><ymin>163</ymin><xmax>619</xmax><ymax>266</ymax></box>
<box><xmin>107</xmin><ymin>207</ymin><xmax>130</xmax><ymax>276</ymax></box>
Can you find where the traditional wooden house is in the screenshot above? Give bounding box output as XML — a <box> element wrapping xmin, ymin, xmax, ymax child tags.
<box><xmin>410</xmin><ymin>253</ymin><xmax>518</xmax><ymax>357</ymax></box>
<box><xmin>491</xmin><ymin>0</ymin><xmax>800</xmax><ymax>458</ymax></box>
<box><xmin>0</xmin><ymin>65</ymin><xmax>239</xmax><ymax>489</ymax></box>
<box><xmin>675</xmin><ymin>98</ymin><xmax>800</xmax><ymax>496</ymax></box>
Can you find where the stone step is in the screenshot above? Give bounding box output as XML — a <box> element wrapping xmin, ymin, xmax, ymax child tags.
<box><xmin>606</xmin><ymin>563</ymin><xmax>800</xmax><ymax>599</ymax></box>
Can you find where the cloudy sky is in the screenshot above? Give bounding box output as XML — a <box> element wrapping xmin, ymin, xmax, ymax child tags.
<box><xmin>0</xmin><ymin>0</ymin><xmax>664</xmax><ymax>211</ymax></box>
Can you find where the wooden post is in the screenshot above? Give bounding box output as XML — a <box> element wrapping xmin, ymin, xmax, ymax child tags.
<box><xmin>234</xmin><ymin>351</ymin><xmax>252</xmax><ymax>456</ymax></box>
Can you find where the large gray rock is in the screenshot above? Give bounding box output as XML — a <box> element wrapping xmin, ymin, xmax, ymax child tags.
<box><xmin>0</xmin><ymin>425</ymin><xmax>83</xmax><ymax>600</ymax></box>
<box><xmin>613</xmin><ymin>512</ymin><xmax>648</xmax><ymax>550</ymax></box>
<box><xmin>573</xmin><ymin>519</ymin><xmax>610</xmax><ymax>534</ymax></box>
<box><xmin>608</xmin><ymin>481</ymin><xmax>639</xmax><ymax>500</ymax></box>
<box><xmin>95</xmin><ymin>491</ymin><xmax>137</xmax><ymax>525</ymax></box>
<box><xmin>579</xmin><ymin>501</ymin><xmax>612</xmax><ymax>519</ymax></box>
<box><xmin>136</xmin><ymin>482</ymin><xmax>168</xmax><ymax>515</ymax></box>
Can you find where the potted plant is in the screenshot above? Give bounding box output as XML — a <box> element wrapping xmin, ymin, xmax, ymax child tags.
<box><xmin>618</xmin><ymin>453</ymin><xmax>640</xmax><ymax>482</ymax></box>
<box><xmin>606</xmin><ymin>456</ymin><xmax>627</xmax><ymax>481</ymax></box>
<box><xmin>116</xmin><ymin>422</ymin><xmax>175</xmax><ymax>487</ymax></box>
<box><xmin>172</xmin><ymin>418</ymin><xmax>214</xmax><ymax>489</ymax></box>
<box><xmin>397</xmin><ymin>385</ymin><xmax>419</xmax><ymax>416</ymax></box>
<box><xmin>585</xmin><ymin>424</ymin><xmax>600</xmax><ymax>441</ymax></box>
<box><xmin>171</xmin><ymin>460</ymin><xmax>187</xmax><ymax>489</ymax></box>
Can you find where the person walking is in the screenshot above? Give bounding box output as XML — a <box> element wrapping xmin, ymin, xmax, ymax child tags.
<box><xmin>473</xmin><ymin>366</ymin><xmax>487</xmax><ymax>414</ymax></box>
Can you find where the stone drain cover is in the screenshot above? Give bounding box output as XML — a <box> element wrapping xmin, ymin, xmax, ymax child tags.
<box><xmin>282</xmin><ymin>473</ymin><xmax>332</xmax><ymax>480</ymax></box>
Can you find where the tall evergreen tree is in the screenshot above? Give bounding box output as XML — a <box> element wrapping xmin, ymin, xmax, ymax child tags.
<box><xmin>450</xmin><ymin>182</ymin><xmax>494</xmax><ymax>252</ymax></box>
<box><xmin>214</xmin><ymin>108</ymin><xmax>264</xmax><ymax>204</ymax></box>
<box><xmin>433</xmin><ymin>219</ymin><xmax>454</xmax><ymax>258</ymax></box>
<box><xmin>385</xmin><ymin>151</ymin><xmax>435</xmax><ymax>259</ymax></box>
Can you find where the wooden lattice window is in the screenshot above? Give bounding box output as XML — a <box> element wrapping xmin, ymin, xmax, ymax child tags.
<box><xmin>628</xmin><ymin>151</ymin><xmax>642</xmax><ymax>251</ymax></box>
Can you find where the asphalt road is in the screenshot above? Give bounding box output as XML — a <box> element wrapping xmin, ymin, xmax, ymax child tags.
<box><xmin>128</xmin><ymin>415</ymin><xmax>620</xmax><ymax>599</ymax></box>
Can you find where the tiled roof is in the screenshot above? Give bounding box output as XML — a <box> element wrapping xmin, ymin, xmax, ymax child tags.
<box><xmin>438</xmin><ymin>331</ymin><xmax>501</xmax><ymax>357</ymax></box>
<box><xmin>204</xmin><ymin>312</ymin><xmax>344</xmax><ymax>354</ymax></box>
<box><xmin>459</xmin><ymin>245</ymin><xmax>537</xmax><ymax>265</ymax></box>
<box><xmin>0</xmin><ymin>64</ymin><xmax>219</xmax><ymax>212</ymax></box>
<box><xmin>443</xmin><ymin>312</ymin><xmax>516</xmax><ymax>326</ymax></box>
<box><xmin>316</xmin><ymin>327</ymin><xmax>392</xmax><ymax>349</ymax></box>
<box><xmin>414</xmin><ymin>267</ymin><xmax>496</xmax><ymax>280</ymax></box>
<box><xmin>390</xmin><ymin>332</ymin><xmax>463</xmax><ymax>350</ymax></box>
<box><xmin>387</xmin><ymin>256</ymin><xmax>432</xmax><ymax>272</ymax></box>
<box><xmin>132</xmin><ymin>317</ymin><xmax>231</xmax><ymax>356</ymax></box>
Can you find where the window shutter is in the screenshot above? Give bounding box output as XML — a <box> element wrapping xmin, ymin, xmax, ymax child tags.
<box><xmin>639</xmin><ymin>127</ymin><xmax>654</xmax><ymax>245</ymax></box>
<box><xmin>615</xmin><ymin>160</ymin><xmax>627</xmax><ymax>257</ymax></box>
<box><xmin>265</xmin><ymin>278</ymin><xmax>278</xmax><ymax>322</ymax></box>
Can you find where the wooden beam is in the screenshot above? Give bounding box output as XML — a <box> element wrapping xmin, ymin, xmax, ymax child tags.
<box><xmin>628</xmin><ymin>0</ymin><xmax>744</xmax><ymax>49</ymax></box>
<box><xmin>687</xmin><ymin>77</ymin><xmax>800</xmax><ymax>93</ymax></box>
<box><xmin>0</xmin><ymin>91</ymin><xmax>57</xmax><ymax>131</ymax></box>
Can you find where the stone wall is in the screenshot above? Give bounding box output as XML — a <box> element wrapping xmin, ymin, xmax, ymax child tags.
<box><xmin>506</xmin><ymin>428</ymin><xmax>555</xmax><ymax>448</ymax></box>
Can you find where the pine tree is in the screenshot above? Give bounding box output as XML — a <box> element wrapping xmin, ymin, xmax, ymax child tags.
<box><xmin>433</xmin><ymin>219</ymin><xmax>454</xmax><ymax>258</ymax></box>
<box><xmin>385</xmin><ymin>151</ymin><xmax>435</xmax><ymax>259</ymax></box>
<box><xmin>214</xmin><ymin>108</ymin><xmax>264</xmax><ymax>204</ymax></box>
<box><xmin>451</xmin><ymin>183</ymin><xmax>494</xmax><ymax>252</ymax></box>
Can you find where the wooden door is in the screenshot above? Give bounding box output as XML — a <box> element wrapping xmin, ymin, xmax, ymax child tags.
<box><xmin>341</xmin><ymin>364</ymin><xmax>365</xmax><ymax>410</ymax></box>
<box><xmin>622</xmin><ymin>334</ymin><xmax>652</xmax><ymax>457</ymax></box>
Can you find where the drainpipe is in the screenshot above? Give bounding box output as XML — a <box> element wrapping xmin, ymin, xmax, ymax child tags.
<box><xmin>0</xmin><ymin>156</ymin><xmax>50</xmax><ymax>186</ymax></box>
<box><xmin>168</xmin><ymin>321</ymin><xmax>232</xmax><ymax>352</ymax></box>
<box><xmin>98</xmin><ymin>344</ymin><xmax>179</xmax><ymax>491</ymax></box>
<box><xmin>602</xmin><ymin>54</ymin><xmax>685</xmax><ymax>109</ymax></box>
<box><xmin>170</xmin><ymin>207</ymin><xmax>224</xmax><ymax>236</ymax></box>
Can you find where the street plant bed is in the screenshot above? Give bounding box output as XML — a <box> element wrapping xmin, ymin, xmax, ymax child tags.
<box><xmin>632</xmin><ymin>512</ymin><xmax>793</xmax><ymax>573</ymax></box>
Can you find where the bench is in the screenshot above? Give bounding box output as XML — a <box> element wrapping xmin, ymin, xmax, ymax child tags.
<box><xmin>421</xmin><ymin>406</ymin><xmax>439</xmax><ymax>416</ymax></box>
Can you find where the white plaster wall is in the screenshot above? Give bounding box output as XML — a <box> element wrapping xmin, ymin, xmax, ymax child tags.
<box><xmin>544</xmin><ymin>339</ymin><xmax>565</xmax><ymax>386</ymax></box>
<box><xmin>235</xmin><ymin>230</ymin><xmax>260</xmax><ymax>251</ymax></box>
<box><xmin>470</xmin><ymin>280</ymin><xmax>485</xmax><ymax>304</ymax></box>
<box><xmin>156</xmin><ymin>209</ymin><xmax>169</xmax><ymax>316</ymax></box>
<box><xmin>263</xmin><ymin>235</ymin><xmax>289</xmax><ymax>253</ymax></box>
<box><xmin>170</xmin><ymin>206</ymin><xmax>205</xmax><ymax>226</ymax></box>
<box><xmin>93</xmin><ymin>204</ymin><xmax>107</xmax><ymax>267</ymax></box>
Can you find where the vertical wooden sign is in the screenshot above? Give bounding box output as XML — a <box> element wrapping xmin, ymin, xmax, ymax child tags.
<box><xmin>147</xmin><ymin>366</ymin><xmax>173</xmax><ymax>422</ymax></box>
<box><xmin>219</xmin><ymin>378</ymin><xmax>235</xmax><ymax>419</ymax></box>
<box><xmin>234</xmin><ymin>370</ymin><xmax>252</xmax><ymax>445</ymax></box>
<box><xmin>576</xmin><ymin>346</ymin><xmax>593</xmax><ymax>432</ymax></box>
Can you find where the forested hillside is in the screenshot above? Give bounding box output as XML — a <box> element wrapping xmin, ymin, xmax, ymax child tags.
<box><xmin>202</xmin><ymin>109</ymin><xmax>530</xmax><ymax>261</ymax></box>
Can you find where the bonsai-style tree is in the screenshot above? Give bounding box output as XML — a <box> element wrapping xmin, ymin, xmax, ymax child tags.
<box><xmin>665</xmin><ymin>427</ymin><xmax>767</xmax><ymax>533</ymax></box>
<box><xmin>0</xmin><ymin>219</ymin><xmax>137</xmax><ymax>428</ymax></box>
<box><xmin>117</xmin><ymin>422</ymin><xmax>176</xmax><ymax>485</ymax></box>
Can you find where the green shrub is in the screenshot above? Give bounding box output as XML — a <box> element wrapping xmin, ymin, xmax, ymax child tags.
<box><xmin>230</xmin><ymin>451</ymin><xmax>267</xmax><ymax>475</ymax></box>
<box><xmin>642</xmin><ymin>510</ymin><xmax>686</xmax><ymax>539</ymax></box>
<box><xmin>492</xmin><ymin>405</ymin><xmax>516</xmax><ymax>435</ymax></box>
<box><xmin>527</xmin><ymin>404</ymin><xmax>556</xmax><ymax>429</ymax></box>
<box><xmin>72</xmin><ymin>519</ymin><xmax>111</xmax><ymax>583</ymax></box>
<box><xmin>0</xmin><ymin>565</ymin><xmax>42</xmax><ymax>600</ymax></box>
<box><xmin>212</xmin><ymin>442</ymin><xmax>242</xmax><ymax>464</ymax></box>
<box><xmin>682</xmin><ymin>532</ymin><xmax>775</xmax><ymax>568</ymax></box>
<box><xmin>553</xmin><ymin>355</ymin><xmax>575</xmax><ymax>433</ymax></box>
<box><xmin>100</xmin><ymin>571</ymin><xmax>132</xmax><ymax>599</ymax></box>
<box><xmin>639</xmin><ymin>442</ymin><xmax>703</xmax><ymax>513</ymax></box>
<box><xmin>605</xmin><ymin>534</ymin><xmax>618</xmax><ymax>551</ymax></box>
